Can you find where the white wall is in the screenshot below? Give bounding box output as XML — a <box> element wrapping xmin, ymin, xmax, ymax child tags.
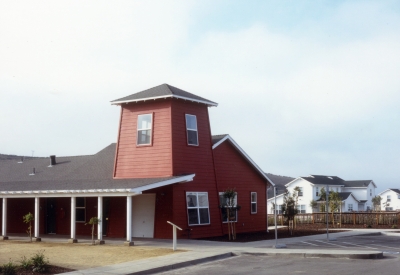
<box><xmin>379</xmin><ymin>190</ymin><xmax>400</xmax><ymax>211</ymax></box>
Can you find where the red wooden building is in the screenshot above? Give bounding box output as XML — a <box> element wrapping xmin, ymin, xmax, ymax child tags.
<box><xmin>0</xmin><ymin>84</ymin><xmax>274</xmax><ymax>243</ymax></box>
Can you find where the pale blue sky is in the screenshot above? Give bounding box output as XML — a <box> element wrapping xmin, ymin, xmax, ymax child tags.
<box><xmin>0</xmin><ymin>1</ymin><xmax>399</xmax><ymax>193</ymax></box>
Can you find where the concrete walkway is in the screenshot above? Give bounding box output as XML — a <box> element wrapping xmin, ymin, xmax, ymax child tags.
<box><xmin>58</xmin><ymin>228</ymin><xmax>400</xmax><ymax>275</ymax></box>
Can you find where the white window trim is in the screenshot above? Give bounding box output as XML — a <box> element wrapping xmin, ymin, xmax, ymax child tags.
<box><xmin>186</xmin><ymin>192</ymin><xmax>210</xmax><ymax>226</ymax></box>
<box><xmin>185</xmin><ymin>114</ymin><xmax>199</xmax><ymax>146</ymax></box>
<box><xmin>137</xmin><ymin>113</ymin><xmax>153</xmax><ymax>146</ymax></box>
<box><xmin>76</xmin><ymin>197</ymin><xmax>86</xmax><ymax>223</ymax></box>
<box><xmin>297</xmin><ymin>204</ymin><xmax>306</xmax><ymax>214</ymax></box>
<box><xmin>348</xmin><ymin>204</ymin><xmax>353</xmax><ymax>211</ymax></box>
<box><xmin>251</xmin><ymin>192</ymin><xmax>257</xmax><ymax>214</ymax></box>
<box><xmin>219</xmin><ymin>192</ymin><xmax>238</xmax><ymax>223</ymax></box>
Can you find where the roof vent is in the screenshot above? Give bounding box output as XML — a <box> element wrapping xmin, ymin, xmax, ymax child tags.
<box><xmin>29</xmin><ymin>168</ymin><xmax>35</xmax><ymax>176</ymax></box>
<box><xmin>49</xmin><ymin>155</ymin><xmax>56</xmax><ymax>167</ymax></box>
<box><xmin>18</xmin><ymin>157</ymin><xmax>24</xmax><ymax>164</ymax></box>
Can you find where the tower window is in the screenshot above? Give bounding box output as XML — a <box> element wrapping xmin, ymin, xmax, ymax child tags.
<box><xmin>137</xmin><ymin>114</ymin><xmax>153</xmax><ymax>145</ymax></box>
<box><xmin>185</xmin><ymin>114</ymin><xmax>198</xmax><ymax>146</ymax></box>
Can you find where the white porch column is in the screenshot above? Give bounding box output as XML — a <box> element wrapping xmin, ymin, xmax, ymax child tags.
<box><xmin>97</xmin><ymin>196</ymin><xmax>105</xmax><ymax>244</ymax></box>
<box><xmin>124</xmin><ymin>196</ymin><xmax>134</xmax><ymax>246</ymax></box>
<box><xmin>34</xmin><ymin>197</ymin><xmax>41</xmax><ymax>241</ymax></box>
<box><xmin>1</xmin><ymin>198</ymin><xmax>8</xmax><ymax>240</ymax></box>
<box><xmin>69</xmin><ymin>197</ymin><xmax>77</xmax><ymax>243</ymax></box>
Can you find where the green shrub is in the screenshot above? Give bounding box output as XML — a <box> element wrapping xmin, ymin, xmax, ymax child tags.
<box><xmin>1</xmin><ymin>260</ymin><xmax>17</xmax><ymax>275</ymax></box>
<box><xmin>19</xmin><ymin>255</ymin><xmax>32</xmax><ymax>270</ymax></box>
<box><xmin>30</xmin><ymin>250</ymin><xmax>49</xmax><ymax>273</ymax></box>
<box><xmin>392</xmin><ymin>224</ymin><xmax>398</xmax><ymax>229</ymax></box>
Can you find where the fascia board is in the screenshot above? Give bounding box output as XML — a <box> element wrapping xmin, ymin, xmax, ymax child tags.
<box><xmin>377</xmin><ymin>189</ymin><xmax>392</xmax><ymax>196</ymax></box>
<box><xmin>212</xmin><ymin>135</ymin><xmax>275</xmax><ymax>186</ymax></box>
<box><xmin>285</xmin><ymin>177</ymin><xmax>302</xmax><ymax>187</ymax></box>
<box><xmin>267</xmin><ymin>193</ymin><xmax>285</xmax><ymax>201</ymax></box>
<box><xmin>111</xmin><ymin>95</ymin><xmax>218</xmax><ymax>107</ymax></box>
<box><xmin>131</xmin><ymin>174</ymin><xmax>195</xmax><ymax>193</ymax></box>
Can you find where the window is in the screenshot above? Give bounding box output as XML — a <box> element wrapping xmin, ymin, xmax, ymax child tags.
<box><xmin>219</xmin><ymin>192</ymin><xmax>238</xmax><ymax>222</ymax></box>
<box><xmin>185</xmin><ymin>114</ymin><xmax>198</xmax><ymax>146</ymax></box>
<box><xmin>386</xmin><ymin>207</ymin><xmax>393</xmax><ymax>211</ymax></box>
<box><xmin>186</xmin><ymin>192</ymin><xmax>210</xmax><ymax>225</ymax></box>
<box><xmin>297</xmin><ymin>205</ymin><xmax>306</xmax><ymax>213</ymax></box>
<box><xmin>348</xmin><ymin>204</ymin><xmax>353</xmax><ymax>211</ymax></box>
<box><xmin>398</xmin><ymin>194</ymin><xmax>400</xmax><ymax>199</ymax></box>
<box><xmin>336</xmin><ymin>187</ymin><xmax>338</xmax><ymax>192</ymax></box>
<box><xmin>251</xmin><ymin>192</ymin><xmax>257</xmax><ymax>214</ymax></box>
<box><xmin>137</xmin><ymin>114</ymin><xmax>152</xmax><ymax>145</ymax></box>
<box><xmin>316</xmin><ymin>187</ymin><xmax>319</xmax><ymax>196</ymax></box>
<box><xmin>298</xmin><ymin>187</ymin><xmax>303</xmax><ymax>197</ymax></box>
<box><xmin>387</xmin><ymin>195</ymin><xmax>391</xmax><ymax>202</ymax></box>
<box><xmin>370</xmin><ymin>189</ymin><xmax>372</xmax><ymax>196</ymax></box>
<box><xmin>276</xmin><ymin>205</ymin><xmax>282</xmax><ymax>214</ymax></box>
<box><xmin>76</xmin><ymin>197</ymin><xmax>85</xmax><ymax>222</ymax></box>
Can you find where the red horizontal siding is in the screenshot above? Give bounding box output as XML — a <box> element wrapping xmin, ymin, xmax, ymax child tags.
<box><xmin>114</xmin><ymin>100</ymin><xmax>173</xmax><ymax>178</ymax></box>
<box><xmin>213</xmin><ymin>141</ymin><xmax>268</xmax><ymax>235</ymax></box>
<box><xmin>170</xmin><ymin>99</ymin><xmax>223</xmax><ymax>238</ymax></box>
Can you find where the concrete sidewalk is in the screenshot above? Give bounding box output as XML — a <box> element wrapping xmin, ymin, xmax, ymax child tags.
<box><xmin>59</xmin><ymin>228</ymin><xmax>400</xmax><ymax>275</ymax></box>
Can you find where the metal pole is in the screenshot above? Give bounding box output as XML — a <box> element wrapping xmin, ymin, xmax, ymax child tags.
<box><xmin>274</xmin><ymin>186</ymin><xmax>277</xmax><ymax>246</ymax></box>
<box><xmin>274</xmin><ymin>187</ymin><xmax>286</xmax><ymax>248</ymax></box>
<box><xmin>326</xmin><ymin>185</ymin><xmax>329</xmax><ymax>240</ymax></box>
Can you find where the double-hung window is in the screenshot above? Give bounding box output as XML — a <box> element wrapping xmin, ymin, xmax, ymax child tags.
<box><xmin>186</xmin><ymin>192</ymin><xmax>210</xmax><ymax>225</ymax></box>
<box><xmin>316</xmin><ymin>187</ymin><xmax>319</xmax><ymax>196</ymax></box>
<box><xmin>76</xmin><ymin>197</ymin><xmax>86</xmax><ymax>222</ymax></box>
<box><xmin>185</xmin><ymin>114</ymin><xmax>198</xmax><ymax>146</ymax></box>
<box><xmin>348</xmin><ymin>204</ymin><xmax>353</xmax><ymax>211</ymax></box>
<box><xmin>387</xmin><ymin>195</ymin><xmax>391</xmax><ymax>202</ymax></box>
<box><xmin>219</xmin><ymin>192</ymin><xmax>237</xmax><ymax>222</ymax></box>
<box><xmin>297</xmin><ymin>205</ymin><xmax>306</xmax><ymax>213</ymax></box>
<box><xmin>251</xmin><ymin>192</ymin><xmax>257</xmax><ymax>214</ymax></box>
<box><xmin>277</xmin><ymin>205</ymin><xmax>282</xmax><ymax>214</ymax></box>
<box><xmin>298</xmin><ymin>187</ymin><xmax>303</xmax><ymax>197</ymax></box>
<box><xmin>137</xmin><ymin>114</ymin><xmax>152</xmax><ymax>145</ymax></box>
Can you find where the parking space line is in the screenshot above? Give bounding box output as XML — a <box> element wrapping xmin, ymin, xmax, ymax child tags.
<box><xmin>366</xmin><ymin>243</ymin><xmax>400</xmax><ymax>250</ymax></box>
<box><xmin>340</xmin><ymin>242</ymin><xmax>377</xmax><ymax>249</ymax></box>
<box><xmin>314</xmin><ymin>240</ymin><xmax>348</xmax><ymax>248</ymax></box>
<box><xmin>301</xmin><ymin>241</ymin><xmax>319</xmax><ymax>246</ymax></box>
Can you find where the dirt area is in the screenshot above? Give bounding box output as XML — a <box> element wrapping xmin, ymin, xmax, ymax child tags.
<box><xmin>0</xmin><ymin>240</ymin><xmax>180</xmax><ymax>273</ymax></box>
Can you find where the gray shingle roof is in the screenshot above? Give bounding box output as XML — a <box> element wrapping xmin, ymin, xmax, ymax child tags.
<box><xmin>390</xmin><ymin>189</ymin><xmax>400</xmax><ymax>195</ymax></box>
<box><xmin>338</xmin><ymin>192</ymin><xmax>352</xmax><ymax>200</ymax></box>
<box><xmin>266</xmin><ymin>173</ymin><xmax>294</xmax><ymax>198</ymax></box>
<box><xmin>0</xmin><ymin>144</ymin><xmax>188</xmax><ymax>192</ymax></box>
<box><xmin>343</xmin><ymin>180</ymin><xmax>373</xmax><ymax>188</ymax></box>
<box><xmin>111</xmin><ymin>84</ymin><xmax>218</xmax><ymax>107</ymax></box>
<box><xmin>301</xmin><ymin>175</ymin><xmax>345</xmax><ymax>186</ymax></box>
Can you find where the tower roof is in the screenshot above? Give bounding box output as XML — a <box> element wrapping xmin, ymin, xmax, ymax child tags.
<box><xmin>111</xmin><ymin>84</ymin><xmax>218</xmax><ymax>107</ymax></box>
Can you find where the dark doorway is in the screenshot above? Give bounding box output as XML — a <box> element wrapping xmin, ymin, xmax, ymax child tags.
<box><xmin>102</xmin><ymin>198</ymin><xmax>110</xmax><ymax>236</ymax></box>
<box><xmin>46</xmin><ymin>198</ymin><xmax>56</xmax><ymax>234</ymax></box>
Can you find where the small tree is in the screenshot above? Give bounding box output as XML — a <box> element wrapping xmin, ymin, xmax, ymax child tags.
<box><xmin>372</xmin><ymin>196</ymin><xmax>382</xmax><ymax>211</ymax></box>
<box><xmin>23</xmin><ymin>212</ymin><xmax>34</xmax><ymax>242</ymax></box>
<box><xmin>86</xmin><ymin>217</ymin><xmax>101</xmax><ymax>245</ymax></box>
<box><xmin>221</xmin><ymin>188</ymin><xmax>241</xmax><ymax>240</ymax></box>
<box><xmin>281</xmin><ymin>186</ymin><xmax>300</xmax><ymax>235</ymax></box>
<box><xmin>329</xmin><ymin>191</ymin><xmax>342</xmax><ymax>227</ymax></box>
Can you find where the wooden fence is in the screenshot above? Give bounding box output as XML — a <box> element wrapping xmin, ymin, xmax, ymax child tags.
<box><xmin>268</xmin><ymin>212</ymin><xmax>400</xmax><ymax>227</ymax></box>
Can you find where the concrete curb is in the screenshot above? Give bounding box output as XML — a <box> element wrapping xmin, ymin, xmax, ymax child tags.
<box><xmin>128</xmin><ymin>252</ymin><xmax>234</xmax><ymax>275</ymax></box>
<box><xmin>239</xmin><ymin>250</ymin><xmax>383</xmax><ymax>260</ymax></box>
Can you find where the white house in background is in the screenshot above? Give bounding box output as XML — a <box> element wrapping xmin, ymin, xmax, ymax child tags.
<box><xmin>267</xmin><ymin>175</ymin><xmax>377</xmax><ymax>214</ymax></box>
<box><xmin>378</xmin><ymin>189</ymin><xmax>400</xmax><ymax>211</ymax></box>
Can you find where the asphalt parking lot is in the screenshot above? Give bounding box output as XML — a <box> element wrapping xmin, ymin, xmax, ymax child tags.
<box><xmin>280</xmin><ymin>234</ymin><xmax>400</xmax><ymax>254</ymax></box>
<box><xmin>159</xmin><ymin>234</ymin><xmax>400</xmax><ymax>275</ymax></box>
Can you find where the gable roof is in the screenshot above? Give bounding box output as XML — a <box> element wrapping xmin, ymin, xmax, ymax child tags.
<box><xmin>266</xmin><ymin>173</ymin><xmax>294</xmax><ymax>198</ymax></box>
<box><xmin>344</xmin><ymin>180</ymin><xmax>376</xmax><ymax>188</ymax></box>
<box><xmin>297</xmin><ymin>175</ymin><xmax>345</xmax><ymax>186</ymax></box>
<box><xmin>110</xmin><ymin>84</ymin><xmax>218</xmax><ymax>107</ymax></box>
<box><xmin>378</xmin><ymin>188</ymin><xmax>400</xmax><ymax>196</ymax></box>
<box><xmin>211</xmin><ymin>134</ymin><xmax>274</xmax><ymax>186</ymax></box>
<box><xmin>0</xmin><ymin>144</ymin><xmax>194</xmax><ymax>197</ymax></box>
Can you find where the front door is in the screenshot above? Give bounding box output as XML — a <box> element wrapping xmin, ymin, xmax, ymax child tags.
<box><xmin>46</xmin><ymin>198</ymin><xmax>56</xmax><ymax>234</ymax></box>
<box><xmin>132</xmin><ymin>194</ymin><xmax>156</xmax><ymax>238</ymax></box>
